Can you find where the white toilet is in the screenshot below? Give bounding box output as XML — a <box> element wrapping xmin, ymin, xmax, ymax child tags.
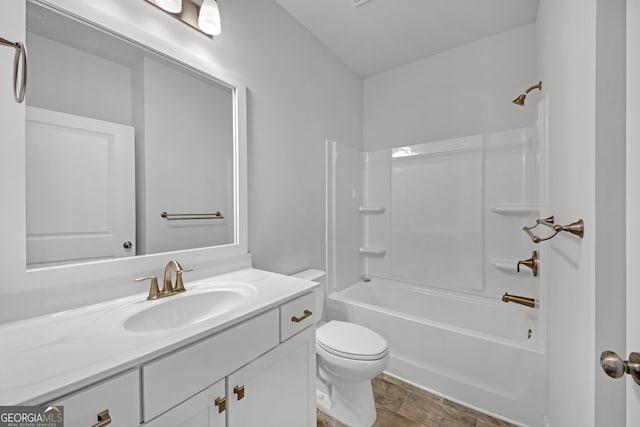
<box><xmin>292</xmin><ymin>269</ymin><xmax>389</xmax><ymax>427</ymax></box>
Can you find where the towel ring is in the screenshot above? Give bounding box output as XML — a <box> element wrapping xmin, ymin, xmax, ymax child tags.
<box><xmin>0</xmin><ymin>37</ymin><xmax>27</xmax><ymax>103</ymax></box>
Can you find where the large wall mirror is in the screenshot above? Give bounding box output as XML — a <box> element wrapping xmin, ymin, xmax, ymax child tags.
<box><xmin>24</xmin><ymin>2</ymin><xmax>237</xmax><ymax>268</ymax></box>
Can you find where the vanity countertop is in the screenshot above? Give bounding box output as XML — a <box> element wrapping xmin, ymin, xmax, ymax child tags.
<box><xmin>0</xmin><ymin>268</ymin><xmax>318</xmax><ymax>405</ymax></box>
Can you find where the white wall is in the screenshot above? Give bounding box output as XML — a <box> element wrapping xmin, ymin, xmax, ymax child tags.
<box><xmin>210</xmin><ymin>0</ymin><xmax>363</xmax><ymax>273</ymax></box>
<box><xmin>539</xmin><ymin>0</ymin><xmax>628</xmax><ymax>425</ymax></box>
<box><xmin>363</xmin><ymin>24</ymin><xmax>537</xmax><ymax>151</ymax></box>
<box><xmin>537</xmin><ymin>0</ymin><xmax>597</xmax><ymax>426</ymax></box>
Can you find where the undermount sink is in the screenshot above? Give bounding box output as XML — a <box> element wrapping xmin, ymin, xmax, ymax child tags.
<box><xmin>123</xmin><ymin>285</ymin><xmax>253</xmax><ymax>333</ymax></box>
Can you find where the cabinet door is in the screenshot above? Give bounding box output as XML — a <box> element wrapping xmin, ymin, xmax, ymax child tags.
<box><xmin>227</xmin><ymin>328</ymin><xmax>315</xmax><ymax>427</ymax></box>
<box><xmin>143</xmin><ymin>379</ymin><xmax>226</xmax><ymax>427</ymax></box>
<box><xmin>53</xmin><ymin>370</ymin><xmax>140</xmax><ymax>427</ymax></box>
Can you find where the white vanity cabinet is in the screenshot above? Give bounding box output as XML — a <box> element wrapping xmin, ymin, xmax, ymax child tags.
<box><xmin>142</xmin><ymin>293</ymin><xmax>316</xmax><ymax>427</ymax></box>
<box><xmin>227</xmin><ymin>328</ymin><xmax>315</xmax><ymax>427</ymax></box>
<box><xmin>49</xmin><ymin>369</ymin><xmax>140</xmax><ymax>427</ymax></box>
<box><xmin>144</xmin><ymin>327</ymin><xmax>315</xmax><ymax>427</ymax></box>
<box><xmin>143</xmin><ymin>380</ymin><xmax>226</xmax><ymax>427</ymax></box>
<box><xmin>37</xmin><ymin>291</ymin><xmax>316</xmax><ymax>427</ymax></box>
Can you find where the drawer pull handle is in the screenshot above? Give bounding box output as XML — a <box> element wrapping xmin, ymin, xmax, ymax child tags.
<box><xmin>234</xmin><ymin>385</ymin><xmax>245</xmax><ymax>400</ymax></box>
<box><xmin>214</xmin><ymin>396</ymin><xmax>226</xmax><ymax>413</ymax></box>
<box><xmin>291</xmin><ymin>309</ymin><xmax>312</xmax><ymax>323</ymax></box>
<box><xmin>92</xmin><ymin>409</ymin><xmax>111</xmax><ymax>427</ymax></box>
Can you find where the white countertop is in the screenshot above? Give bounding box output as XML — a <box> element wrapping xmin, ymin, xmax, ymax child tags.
<box><xmin>0</xmin><ymin>268</ymin><xmax>318</xmax><ymax>405</ymax></box>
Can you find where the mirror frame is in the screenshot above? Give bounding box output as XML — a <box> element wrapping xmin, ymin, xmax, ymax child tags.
<box><xmin>0</xmin><ymin>0</ymin><xmax>247</xmax><ymax>296</ymax></box>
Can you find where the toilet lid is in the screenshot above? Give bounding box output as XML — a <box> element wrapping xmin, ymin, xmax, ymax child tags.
<box><xmin>316</xmin><ymin>321</ymin><xmax>388</xmax><ymax>361</ymax></box>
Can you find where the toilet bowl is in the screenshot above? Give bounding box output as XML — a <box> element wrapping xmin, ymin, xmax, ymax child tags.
<box><xmin>291</xmin><ymin>270</ymin><xmax>389</xmax><ymax>427</ymax></box>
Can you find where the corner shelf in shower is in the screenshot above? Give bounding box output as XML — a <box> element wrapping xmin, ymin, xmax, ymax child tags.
<box><xmin>359</xmin><ymin>247</ymin><xmax>386</xmax><ymax>256</ymax></box>
<box><xmin>491</xmin><ymin>259</ymin><xmax>527</xmax><ymax>274</ymax></box>
<box><xmin>358</xmin><ymin>206</ymin><xmax>386</xmax><ymax>214</ymax></box>
<box><xmin>491</xmin><ymin>205</ymin><xmax>540</xmax><ymax>215</ymax></box>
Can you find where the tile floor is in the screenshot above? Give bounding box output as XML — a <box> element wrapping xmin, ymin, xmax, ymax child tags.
<box><xmin>317</xmin><ymin>373</ymin><xmax>517</xmax><ymax>427</ymax></box>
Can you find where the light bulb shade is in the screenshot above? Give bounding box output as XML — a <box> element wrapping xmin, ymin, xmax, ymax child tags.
<box><xmin>156</xmin><ymin>0</ymin><xmax>182</xmax><ymax>13</ymax></box>
<box><xmin>198</xmin><ymin>0</ymin><xmax>221</xmax><ymax>36</ymax></box>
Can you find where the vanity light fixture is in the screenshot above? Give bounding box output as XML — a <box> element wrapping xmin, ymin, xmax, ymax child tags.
<box><xmin>155</xmin><ymin>0</ymin><xmax>182</xmax><ymax>13</ymax></box>
<box><xmin>198</xmin><ymin>0</ymin><xmax>222</xmax><ymax>36</ymax></box>
<box><xmin>144</xmin><ymin>0</ymin><xmax>222</xmax><ymax>38</ymax></box>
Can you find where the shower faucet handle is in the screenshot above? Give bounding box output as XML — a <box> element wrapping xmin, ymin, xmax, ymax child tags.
<box><xmin>516</xmin><ymin>251</ymin><xmax>539</xmax><ymax>277</ymax></box>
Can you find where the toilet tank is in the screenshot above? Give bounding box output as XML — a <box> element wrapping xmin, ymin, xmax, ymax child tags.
<box><xmin>291</xmin><ymin>269</ymin><xmax>326</xmax><ymax>322</ymax></box>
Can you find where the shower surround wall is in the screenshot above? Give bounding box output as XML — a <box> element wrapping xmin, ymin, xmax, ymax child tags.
<box><xmin>327</xmin><ymin>120</ymin><xmax>547</xmax><ymax>426</ymax></box>
<box><xmin>365</xmin><ymin>128</ymin><xmax>542</xmax><ymax>302</ymax></box>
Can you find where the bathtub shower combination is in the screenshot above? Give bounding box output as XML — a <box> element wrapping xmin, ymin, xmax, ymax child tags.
<box><xmin>325</xmin><ymin>104</ymin><xmax>548</xmax><ymax>427</ymax></box>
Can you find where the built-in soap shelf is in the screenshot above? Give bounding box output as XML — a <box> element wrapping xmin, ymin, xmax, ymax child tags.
<box><xmin>358</xmin><ymin>206</ymin><xmax>386</xmax><ymax>214</ymax></box>
<box><xmin>360</xmin><ymin>247</ymin><xmax>386</xmax><ymax>256</ymax></box>
<box><xmin>491</xmin><ymin>205</ymin><xmax>540</xmax><ymax>215</ymax></box>
<box><xmin>491</xmin><ymin>259</ymin><xmax>526</xmax><ymax>274</ymax></box>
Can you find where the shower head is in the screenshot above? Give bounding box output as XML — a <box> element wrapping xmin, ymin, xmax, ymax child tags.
<box><xmin>512</xmin><ymin>81</ymin><xmax>542</xmax><ymax>106</ymax></box>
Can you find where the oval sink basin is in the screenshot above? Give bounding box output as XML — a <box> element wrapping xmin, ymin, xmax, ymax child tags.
<box><xmin>124</xmin><ymin>288</ymin><xmax>247</xmax><ymax>333</ymax></box>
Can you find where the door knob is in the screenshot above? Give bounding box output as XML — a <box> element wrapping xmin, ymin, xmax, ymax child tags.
<box><xmin>600</xmin><ymin>351</ymin><xmax>640</xmax><ymax>385</ymax></box>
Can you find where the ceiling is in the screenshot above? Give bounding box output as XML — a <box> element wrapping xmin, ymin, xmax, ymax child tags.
<box><xmin>274</xmin><ymin>0</ymin><xmax>539</xmax><ymax>77</ymax></box>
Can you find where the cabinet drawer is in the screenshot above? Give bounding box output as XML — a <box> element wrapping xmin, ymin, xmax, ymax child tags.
<box><xmin>52</xmin><ymin>369</ymin><xmax>140</xmax><ymax>427</ymax></box>
<box><xmin>142</xmin><ymin>309</ymin><xmax>279</xmax><ymax>421</ymax></box>
<box><xmin>280</xmin><ymin>293</ymin><xmax>315</xmax><ymax>342</ymax></box>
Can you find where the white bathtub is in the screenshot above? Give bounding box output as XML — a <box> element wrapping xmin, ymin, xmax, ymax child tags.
<box><xmin>326</xmin><ymin>277</ymin><xmax>547</xmax><ymax>427</ymax></box>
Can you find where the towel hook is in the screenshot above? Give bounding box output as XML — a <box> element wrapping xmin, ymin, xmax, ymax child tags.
<box><xmin>523</xmin><ymin>216</ymin><xmax>584</xmax><ymax>243</ymax></box>
<box><xmin>0</xmin><ymin>37</ymin><xmax>27</xmax><ymax>103</ymax></box>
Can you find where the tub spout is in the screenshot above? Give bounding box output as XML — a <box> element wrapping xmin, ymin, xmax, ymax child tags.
<box><xmin>502</xmin><ymin>293</ymin><xmax>537</xmax><ymax>308</ymax></box>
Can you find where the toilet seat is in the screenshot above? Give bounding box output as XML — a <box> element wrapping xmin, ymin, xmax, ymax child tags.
<box><xmin>316</xmin><ymin>321</ymin><xmax>388</xmax><ymax>361</ymax></box>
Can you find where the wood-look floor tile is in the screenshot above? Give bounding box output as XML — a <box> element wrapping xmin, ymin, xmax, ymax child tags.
<box><xmin>373</xmin><ymin>405</ymin><xmax>423</xmax><ymax>427</ymax></box>
<box><xmin>442</xmin><ymin>400</ymin><xmax>516</xmax><ymax>427</ymax></box>
<box><xmin>399</xmin><ymin>392</ymin><xmax>477</xmax><ymax>427</ymax></box>
<box><xmin>316</xmin><ymin>409</ymin><xmax>348</xmax><ymax>427</ymax></box>
<box><xmin>372</xmin><ymin>376</ymin><xmax>410</xmax><ymax>412</ymax></box>
<box><xmin>378</xmin><ymin>374</ymin><xmax>444</xmax><ymax>405</ymax></box>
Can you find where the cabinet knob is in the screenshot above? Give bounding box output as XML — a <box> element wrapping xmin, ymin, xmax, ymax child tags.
<box><xmin>92</xmin><ymin>409</ymin><xmax>111</xmax><ymax>427</ymax></box>
<box><xmin>123</xmin><ymin>241</ymin><xmax>133</xmax><ymax>249</ymax></box>
<box><xmin>214</xmin><ymin>396</ymin><xmax>226</xmax><ymax>413</ymax></box>
<box><xmin>234</xmin><ymin>385</ymin><xmax>245</xmax><ymax>400</ymax></box>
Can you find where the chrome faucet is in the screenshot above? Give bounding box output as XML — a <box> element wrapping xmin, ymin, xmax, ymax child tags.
<box><xmin>135</xmin><ymin>260</ymin><xmax>194</xmax><ymax>300</ymax></box>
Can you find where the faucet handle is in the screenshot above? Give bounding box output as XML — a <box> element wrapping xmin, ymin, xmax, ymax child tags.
<box><xmin>135</xmin><ymin>275</ymin><xmax>160</xmax><ymax>300</ymax></box>
<box><xmin>174</xmin><ymin>267</ymin><xmax>194</xmax><ymax>293</ymax></box>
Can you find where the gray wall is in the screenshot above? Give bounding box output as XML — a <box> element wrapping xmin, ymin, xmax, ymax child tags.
<box><xmin>212</xmin><ymin>0</ymin><xmax>363</xmax><ymax>273</ymax></box>
<box><xmin>30</xmin><ymin>0</ymin><xmax>364</xmax><ymax>276</ymax></box>
<box><xmin>26</xmin><ymin>33</ymin><xmax>133</xmax><ymax>125</ymax></box>
<box><xmin>363</xmin><ymin>24</ymin><xmax>537</xmax><ymax>150</ymax></box>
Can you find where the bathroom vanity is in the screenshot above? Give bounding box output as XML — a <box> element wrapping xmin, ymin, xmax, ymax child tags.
<box><xmin>0</xmin><ymin>268</ymin><xmax>317</xmax><ymax>426</ymax></box>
